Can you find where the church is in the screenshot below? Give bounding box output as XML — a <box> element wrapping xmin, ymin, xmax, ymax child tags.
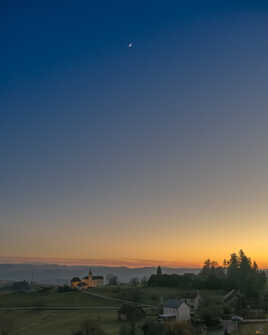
<box><xmin>71</xmin><ymin>269</ymin><xmax>104</xmax><ymax>289</ymax></box>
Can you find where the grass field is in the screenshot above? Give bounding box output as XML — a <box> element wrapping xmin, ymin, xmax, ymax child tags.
<box><xmin>90</xmin><ymin>286</ymin><xmax>225</xmax><ymax>305</ymax></box>
<box><xmin>0</xmin><ymin>289</ymin><xmax>143</xmax><ymax>334</ymax></box>
<box><xmin>0</xmin><ymin>309</ymin><xmax>121</xmax><ymax>335</ymax></box>
<box><xmin>0</xmin><ymin>286</ymin><xmax>225</xmax><ymax>334</ymax></box>
<box><xmin>0</xmin><ymin>290</ymin><xmax>121</xmax><ymax>307</ymax></box>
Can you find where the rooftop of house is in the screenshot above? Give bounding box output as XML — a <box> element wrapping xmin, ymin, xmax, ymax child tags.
<box><xmin>71</xmin><ymin>277</ymin><xmax>81</xmax><ymax>282</ymax></box>
<box><xmin>164</xmin><ymin>299</ymin><xmax>186</xmax><ymax>309</ymax></box>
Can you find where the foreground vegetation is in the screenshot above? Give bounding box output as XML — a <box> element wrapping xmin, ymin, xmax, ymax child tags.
<box><xmin>0</xmin><ymin>310</ymin><xmax>119</xmax><ymax>335</ymax></box>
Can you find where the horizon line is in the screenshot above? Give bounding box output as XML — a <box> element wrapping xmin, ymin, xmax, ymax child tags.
<box><xmin>0</xmin><ymin>256</ymin><xmax>201</xmax><ymax>268</ymax></box>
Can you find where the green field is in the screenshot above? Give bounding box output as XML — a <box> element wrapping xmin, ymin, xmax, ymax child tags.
<box><xmin>0</xmin><ymin>290</ymin><xmax>120</xmax><ymax>307</ymax></box>
<box><xmin>0</xmin><ymin>309</ymin><xmax>121</xmax><ymax>335</ymax></box>
<box><xmin>0</xmin><ymin>287</ymin><xmax>225</xmax><ymax>334</ymax></box>
<box><xmin>0</xmin><ymin>288</ymin><xmax>146</xmax><ymax>335</ymax></box>
<box><xmin>90</xmin><ymin>286</ymin><xmax>225</xmax><ymax>305</ymax></box>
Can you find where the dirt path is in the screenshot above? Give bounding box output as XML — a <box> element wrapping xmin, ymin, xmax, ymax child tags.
<box><xmin>83</xmin><ymin>291</ymin><xmax>153</xmax><ymax>308</ymax></box>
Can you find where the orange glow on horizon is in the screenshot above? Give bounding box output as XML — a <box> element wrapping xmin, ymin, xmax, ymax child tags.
<box><xmin>1</xmin><ymin>255</ymin><xmax>268</xmax><ymax>269</ymax></box>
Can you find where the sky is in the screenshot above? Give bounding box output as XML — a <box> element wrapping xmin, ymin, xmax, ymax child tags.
<box><xmin>1</xmin><ymin>1</ymin><xmax>268</xmax><ymax>268</ymax></box>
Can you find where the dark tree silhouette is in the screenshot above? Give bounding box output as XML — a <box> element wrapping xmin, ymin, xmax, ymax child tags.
<box><xmin>157</xmin><ymin>266</ymin><xmax>162</xmax><ymax>275</ymax></box>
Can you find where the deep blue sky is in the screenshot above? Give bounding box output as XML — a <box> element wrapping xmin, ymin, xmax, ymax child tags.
<box><xmin>1</xmin><ymin>1</ymin><xmax>268</xmax><ymax>266</ymax></box>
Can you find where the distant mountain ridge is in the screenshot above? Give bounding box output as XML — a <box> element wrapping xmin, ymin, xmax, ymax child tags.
<box><xmin>0</xmin><ymin>264</ymin><xmax>200</xmax><ymax>285</ymax></box>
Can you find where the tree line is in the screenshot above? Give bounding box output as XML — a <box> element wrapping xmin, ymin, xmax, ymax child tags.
<box><xmin>148</xmin><ymin>250</ymin><xmax>267</xmax><ymax>297</ymax></box>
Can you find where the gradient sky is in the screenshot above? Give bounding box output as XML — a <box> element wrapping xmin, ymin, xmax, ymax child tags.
<box><xmin>1</xmin><ymin>1</ymin><xmax>268</xmax><ymax>267</ymax></box>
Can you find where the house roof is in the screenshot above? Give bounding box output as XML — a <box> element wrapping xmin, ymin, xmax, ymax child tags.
<box><xmin>71</xmin><ymin>277</ymin><xmax>81</xmax><ymax>282</ymax></box>
<box><xmin>164</xmin><ymin>299</ymin><xmax>185</xmax><ymax>309</ymax></box>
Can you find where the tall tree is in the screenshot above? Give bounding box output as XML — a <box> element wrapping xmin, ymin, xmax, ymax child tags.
<box><xmin>157</xmin><ymin>266</ymin><xmax>162</xmax><ymax>275</ymax></box>
<box><xmin>227</xmin><ymin>253</ymin><xmax>240</xmax><ymax>289</ymax></box>
<box><xmin>118</xmin><ymin>304</ymin><xmax>145</xmax><ymax>335</ymax></box>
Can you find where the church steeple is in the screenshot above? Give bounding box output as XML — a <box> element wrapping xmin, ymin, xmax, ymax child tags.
<box><xmin>88</xmin><ymin>268</ymin><xmax>92</xmax><ymax>277</ymax></box>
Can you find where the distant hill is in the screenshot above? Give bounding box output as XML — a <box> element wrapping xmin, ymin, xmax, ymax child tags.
<box><xmin>0</xmin><ymin>264</ymin><xmax>200</xmax><ymax>285</ymax></box>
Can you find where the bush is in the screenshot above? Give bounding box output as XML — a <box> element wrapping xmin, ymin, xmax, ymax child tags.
<box><xmin>198</xmin><ymin>297</ymin><xmax>223</xmax><ymax>327</ymax></box>
<box><xmin>10</xmin><ymin>281</ymin><xmax>30</xmax><ymax>291</ymax></box>
<box><xmin>119</xmin><ymin>324</ymin><xmax>131</xmax><ymax>335</ymax></box>
<box><xmin>58</xmin><ymin>285</ymin><xmax>73</xmax><ymax>293</ymax></box>
<box><xmin>72</xmin><ymin>320</ymin><xmax>106</xmax><ymax>335</ymax></box>
<box><xmin>166</xmin><ymin>322</ymin><xmax>195</xmax><ymax>335</ymax></box>
<box><xmin>142</xmin><ymin>320</ymin><xmax>167</xmax><ymax>335</ymax></box>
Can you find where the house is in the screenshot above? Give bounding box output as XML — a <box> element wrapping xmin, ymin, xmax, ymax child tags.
<box><xmin>71</xmin><ymin>269</ymin><xmax>104</xmax><ymax>289</ymax></box>
<box><xmin>70</xmin><ymin>277</ymin><xmax>81</xmax><ymax>289</ymax></box>
<box><xmin>160</xmin><ymin>299</ymin><xmax>191</xmax><ymax>322</ymax></box>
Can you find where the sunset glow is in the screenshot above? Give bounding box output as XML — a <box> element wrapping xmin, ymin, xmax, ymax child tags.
<box><xmin>2</xmin><ymin>2</ymin><xmax>268</xmax><ymax>269</ymax></box>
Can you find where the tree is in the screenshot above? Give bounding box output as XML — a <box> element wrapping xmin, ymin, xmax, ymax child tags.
<box><xmin>108</xmin><ymin>275</ymin><xmax>118</xmax><ymax>286</ymax></box>
<box><xmin>72</xmin><ymin>320</ymin><xmax>106</xmax><ymax>335</ymax></box>
<box><xmin>157</xmin><ymin>266</ymin><xmax>162</xmax><ymax>275</ymax></box>
<box><xmin>198</xmin><ymin>297</ymin><xmax>223</xmax><ymax>327</ymax></box>
<box><xmin>199</xmin><ymin>259</ymin><xmax>226</xmax><ymax>289</ymax></box>
<box><xmin>226</xmin><ymin>250</ymin><xmax>266</xmax><ymax>296</ymax></box>
<box><xmin>142</xmin><ymin>321</ymin><xmax>167</xmax><ymax>335</ymax></box>
<box><xmin>149</xmin><ymin>250</ymin><xmax>266</xmax><ymax>297</ymax></box>
<box><xmin>148</xmin><ymin>273</ymin><xmax>196</xmax><ymax>288</ymax></box>
<box><xmin>227</xmin><ymin>253</ymin><xmax>240</xmax><ymax>289</ymax></box>
<box><xmin>58</xmin><ymin>285</ymin><xmax>72</xmax><ymax>293</ymax></box>
<box><xmin>141</xmin><ymin>276</ymin><xmax>148</xmax><ymax>287</ymax></box>
<box><xmin>10</xmin><ymin>280</ymin><xmax>30</xmax><ymax>291</ymax></box>
<box><xmin>262</xmin><ymin>292</ymin><xmax>268</xmax><ymax>312</ymax></box>
<box><xmin>197</xmin><ymin>250</ymin><xmax>266</xmax><ymax>295</ymax></box>
<box><xmin>165</xmin><ymin>322</ymin><xmax>195</xmax><ymax>335</ymax></box>
<box><xmin>129</xmin><ymin>278</ymin><xmax>140</xmax><ymax>287</ymax></box>
<box><xmin>118</xmin><ymin>304</ymin><xmax>145</xmax><ymax>335</ymax></box>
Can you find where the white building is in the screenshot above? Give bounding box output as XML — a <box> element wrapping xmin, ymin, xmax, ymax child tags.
<box><xmin>160</xmin><ymin>299</ymin><xmax>191</xmax><ymax>322</ymax></box>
